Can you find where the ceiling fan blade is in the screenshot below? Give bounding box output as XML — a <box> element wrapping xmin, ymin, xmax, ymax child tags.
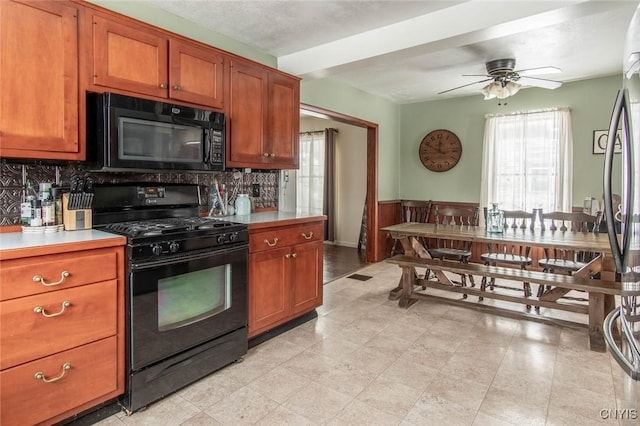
<box><xmin>516</xmin><ymin>66</ymin><xmax>562</xmax><ymax>76</ymax></box>
<box><xmin>461</xmin><ymin>74</ymin><xmax>491</xmax><ymax>77</ymax></box>
<box><xmin>518</xmin><ymin>76</ymin><xmax>562</xmax><ymax>89</ymax></box>
<box><xmin>437</xmin><ymin>78</ymin><xmax>493</xmax><ymax>95</ymax></box>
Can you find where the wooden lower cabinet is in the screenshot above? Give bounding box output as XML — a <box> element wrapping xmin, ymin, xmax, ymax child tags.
<box><xmin>1</xmin><ymin>337</ymin><xmax>119</xmax><ymax>426</ymax></box>
<box><xmin>248</xmin><ymin>220</ymin><xmax>324</xmax><ymax>338</ymax></box>
<box><xmin>0</xmin><ymin>241</ymin><xmax>125</xmax><ymax>426</ymax></box>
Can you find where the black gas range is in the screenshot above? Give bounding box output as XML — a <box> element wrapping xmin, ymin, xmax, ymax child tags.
<box><xmin>92</xmin><ymin>183</ymin><xmax>249</xmax><ymax>413</ymax></box>
<box><xmin>93</xmin><ymin>183</ymin><xmax>248</xmax><ymax>261</ymax></box>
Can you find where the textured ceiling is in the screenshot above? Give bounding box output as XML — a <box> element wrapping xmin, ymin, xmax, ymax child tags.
<box><xmin>145</xmin><ymin>0</ymin><xmax>639</xmax><ymax>103</ymax></box>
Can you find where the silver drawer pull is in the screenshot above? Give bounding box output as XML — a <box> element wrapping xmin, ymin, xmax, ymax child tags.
<box><xmin>292</xmin><ymin>253</ymin><xmax>297</xmax><ymax>258</ymax></box>
<box><xmin>34</xmin><ymin>301</ymin><xmax>71</xmax><ymax>318</ymax></box>
<box><xmin>264</xmin><ymin>237</ymin><xmax>279</xmax><ymax>247</ymax></box>
<box><xmin>285</xmin><ymin>253</ymin><xmax>290</xmax><ymax>259</ymax></box>
<box><xmin>33</xmin><ymin>271</ymin><xmax>70</xmax><ymax>286</ymax></box>
<box><xmin>34</xmin><ymin>363</ymin><xmax>71</xmax><ymax>383</ymax></box>
<box><xmin>301</xmin><ymin>232</ymin><xmax>314</xmax><ymax>240</ymax></box>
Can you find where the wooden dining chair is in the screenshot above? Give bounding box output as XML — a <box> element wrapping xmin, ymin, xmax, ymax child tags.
<box><xmin>536</xmin><ymin>210</ymin><xmax>602</xmax><ymax>302</ymax></box>
<box><xmin>479</xmin><ymin>209</ymin><xmax>537</xmax><ymax>307</ymax></box>
<box><xmin>537</xmin><ymin>211</ymin><xmax>602</xmax><ymax>274</ymax></box>
<box><xmin>390</xmin><ymin>200</ymin><xmax>431</xmax><ymax>256</ymax></box>
<box><xmin>427</xmin><ymin>205</ymin><xmax>480</xmax><ymax>291</ymax></box>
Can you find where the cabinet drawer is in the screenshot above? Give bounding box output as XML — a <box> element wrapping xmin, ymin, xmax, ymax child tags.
<box><xmin>250</xmin><ymin>223</ymin><xmax>323</xmax><ymax>253</ymax></box>
<box><xmin>0</xmin><ymin>336</ymin><xmax>119</xmax><ymax>426</ymax></box>
<box><xmin>1</xmin><ymin>280</ymin><xmax>118</xmax><ymax>370</ymax></box>
<box><xmin>0</xmin><ymin>249</ymin><xmax>118</xmax><ymax>301</ymax></box>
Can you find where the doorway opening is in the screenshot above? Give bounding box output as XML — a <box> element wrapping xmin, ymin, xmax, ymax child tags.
<box><xmin>297</xmin><ymin>104</ymin><xmax>379</xmax><ymax>264</ymax></box>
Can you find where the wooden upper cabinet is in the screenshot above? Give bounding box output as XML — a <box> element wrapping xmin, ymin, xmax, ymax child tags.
<box><xmin>0</xmin><ymin>0</ymin><xmax>81</xmax><ymax>160</ymax></box>
<box><xmin>91</xmin><ymin>14</ymin><xmax>168</xmax><ymax>98</ymax></box>
<box><xmin>228</xmin><ymin>61</ymin><xmax>268</xmax><ymax>166</ymax></box>
<box><xmin>90</xmin><ymin>13</ymin><xmax>224</xmax><ymax>109</ymax></box>
<box><xmin>269</xmin><ymin>73</ymin><xmax>300</xmax><ymax>168</ymax></box>
<box><xmin>228</xmin><ymin>60</ymin><xmax>300</xmax><ymax>169</ymax></box>
<box><xmin>169</xmin><ymin>39</ymin><xmax>224</xmax><ymax>109</ymax></box>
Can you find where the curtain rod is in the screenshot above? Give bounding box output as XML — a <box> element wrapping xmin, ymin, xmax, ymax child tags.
<box><xmin>299</xmin><ymin>128</ymin><xmax>339</xmax><ymax>135</ymax></box>
<box><xmin>485</xmin><ymin>106</ymin><xmax>570</xmax><ymax>118</ymax></box>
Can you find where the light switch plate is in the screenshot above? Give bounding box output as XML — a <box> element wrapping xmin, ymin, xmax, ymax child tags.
<box><xmin>252</xmin><ymin>183</ymin><xmax>260</xmax><ymax>198</ymax></box>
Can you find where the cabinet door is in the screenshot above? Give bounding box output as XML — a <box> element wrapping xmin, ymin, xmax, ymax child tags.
<box><xmin>0</xmin><ymin>0</ymin><xmax>80</xmax><ymax>159</ymax></box>
<box><xmin>248</xmin><ymin>247</ymin><xmax>290</xmax><ymax>337</ymax></box>
<box><xmin>92</xmin><ymin>14</ymin><xmax>168</xmax><ymax>98</ymax></box>
<box><xmin>169</xmin><ymin>39</ymin><xmax>225</xmax><ymax>109</ymax></box>
<box><xmin>228</xmin><ymin>61</ymin><xmax>268</xmax><ymax>167</ymax></box>
<box><xmin>268</xmin><ymin>73</ymin><xmax>300</xmax><ymax>168</ymax></box>
<box><xmin>291</xmin><ymin>241</ymin><xmax>323</xmax><ymax>315</ymax></box>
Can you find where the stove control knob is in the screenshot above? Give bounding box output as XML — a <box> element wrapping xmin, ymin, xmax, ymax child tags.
<box><xmin>229</xmin><ymin>232</ymin><xmax>238</xmax><ymax>242</ymax></box>
<box><xmin>217</xmin><ymin>234</ymin><xmax>226</xmax><ymax>244</ymax></box>
<box><xmin>151</xmin><ymin>244</ymin><xmax>163</xmax><ymax>256</ymax></box>
<box><xmin>169</xmin><ymin>242</ymin><xmax>180</xmax><ymax>253</ymax></box>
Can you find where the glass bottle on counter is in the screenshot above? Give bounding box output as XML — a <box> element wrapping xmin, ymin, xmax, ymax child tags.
<box><xmin>51</xmin><ymin>186</ymin><xmax>63</xmax><ymax>226</ymax></box>
<box><xmin>20</xmin><ymin>181</ymin><xmax>37</xmax><ymax>225</ymax></box>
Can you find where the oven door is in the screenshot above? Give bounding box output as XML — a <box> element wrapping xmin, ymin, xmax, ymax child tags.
<box><xmin>129</xmin><ymin>244</ymin><xmax>247</xmax><ymax>371</ymax></box>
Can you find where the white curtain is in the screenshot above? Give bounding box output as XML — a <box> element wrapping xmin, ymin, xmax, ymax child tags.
<box><xmin>296</xmin><ymin>131</ymin><xmax>325</xmax><ymax>212</ymax></box>
<box><xmin>480</xmin><ymin>108</ymin><xmax>573</xmax><ymax>214</ymax></box>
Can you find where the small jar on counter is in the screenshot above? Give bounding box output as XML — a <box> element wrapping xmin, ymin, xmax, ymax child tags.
<box><xmin>235</xmin><ymin>194</ymin><xmax>251</xmax><ymax>215</ymax></box>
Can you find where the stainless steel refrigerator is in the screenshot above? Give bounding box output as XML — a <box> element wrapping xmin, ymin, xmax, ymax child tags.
<box><xmin>603</xmin><ymin>3</ymin><xmax>640</xmax><ymax>381</ymax></box>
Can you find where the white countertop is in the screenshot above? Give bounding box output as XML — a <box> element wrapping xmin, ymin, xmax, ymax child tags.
<box><xmin>220</xmin><ymin>210</ymin><xmax>325</xmax><ymax>225</ymax></box>
<box><xmin>0</xmin><ymin>229</ymin><xmax>122</xmax><ymax>251</ymax></box>
<box><xmin>0</xmin><ymin>210</ymin><xmax>324</xmax><ymax>253</ymax></box>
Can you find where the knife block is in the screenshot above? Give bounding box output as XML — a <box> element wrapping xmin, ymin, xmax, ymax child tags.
<box><xmin>62</xmin><ymin>193</ymin><xmax>92</xmax><ymax>230</ymax></box>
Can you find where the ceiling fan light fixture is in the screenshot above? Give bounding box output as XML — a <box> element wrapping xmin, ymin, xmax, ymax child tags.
<box><xmin>481</xmin><ymin>81</ymin><xmax>521</xmax><ymax>100</ymax></box>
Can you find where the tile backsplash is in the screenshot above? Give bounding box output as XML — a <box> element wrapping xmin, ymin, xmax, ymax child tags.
<box><xmin>0</xmin><ymin>160</ymin><xmax>279</xmax><ymax>226</ymax></box>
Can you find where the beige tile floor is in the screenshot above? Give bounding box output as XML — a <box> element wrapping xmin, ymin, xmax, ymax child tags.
<box><xmin>97</xmin><ymin>262</ymin><xmax>640</xmax><ymax>426</ymax></box>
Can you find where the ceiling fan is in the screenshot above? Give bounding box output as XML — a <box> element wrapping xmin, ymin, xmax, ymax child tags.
<box><xmin>438</xmin><ymin>58</ymin><xmax>563</xmax><ymax>99</ymax></box>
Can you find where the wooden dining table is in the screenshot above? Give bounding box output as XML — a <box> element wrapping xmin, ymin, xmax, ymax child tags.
<box><xmin>381</xmin><ymin>222</ymin><xmax>620</xmax><ymax>351</ymax></box>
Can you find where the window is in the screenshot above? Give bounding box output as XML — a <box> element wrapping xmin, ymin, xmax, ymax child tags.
<box><xmin>296</xmin><ymin>131</ymin><xmax>325</xmax><ymax>212</ymax></box>
<box><xmin>480</xmin><ymin>108</ymin><xmax>573</xmax><ymax>215</ymax></box>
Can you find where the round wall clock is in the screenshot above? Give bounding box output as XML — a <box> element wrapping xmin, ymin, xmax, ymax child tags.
<box><xmin>418</xmin><ymin>129</ymin><xmax>462</xmax><ymax>172</ymax></box>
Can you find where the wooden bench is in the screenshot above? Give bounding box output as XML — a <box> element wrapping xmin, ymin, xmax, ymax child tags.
<box><xmin>386</xmin><ymin>254</ymin><xmax>621</xmax><ymax>352</ymax></box>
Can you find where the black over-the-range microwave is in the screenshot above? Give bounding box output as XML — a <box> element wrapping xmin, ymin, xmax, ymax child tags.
<box><xmin>87</xmin><ymin>92</ymin><xmax>225</xmax><ymax>172</ymax></box>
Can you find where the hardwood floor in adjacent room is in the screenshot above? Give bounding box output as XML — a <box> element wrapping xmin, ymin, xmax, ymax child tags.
<box><xmin>323</xmin><ymin>243</ymin><xmax>368</xmax><ymax>284</ymax></box>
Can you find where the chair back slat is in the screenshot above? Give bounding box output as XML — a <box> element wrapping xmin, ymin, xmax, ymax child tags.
<box><xmin>401</xmin><ymin>200</ymin><xmax>431</xmax><ymax>223</ymax></box>
<box><xmin>539</xmin><ymin>211</ymin><xmax>601</xmax><ymax>232</ymax></box>
<box><xmin>483</xmin><ymin>208</ymin><xmax>537</xmax><ymax>231</ymax></box>
<box><xmin>434</xmin><ymin>206</ymin><xmax>479</xmax><ymax>226</ymax></box>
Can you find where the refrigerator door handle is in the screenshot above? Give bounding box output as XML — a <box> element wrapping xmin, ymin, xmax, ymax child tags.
<box><xmin>603</xmin><ymin>89</ymin><xmax>627</xmax><ymax>272</ymax></box>
<box><xmin>604</xmin><ymin>308</ymin><xmax>640</xmax><ymax>380</ymax></box>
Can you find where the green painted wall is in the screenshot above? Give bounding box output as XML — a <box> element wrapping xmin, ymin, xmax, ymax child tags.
<box><xmin>399</xmin><ymin>75</ymin><xmax>623</xmax><ymax>207</ymax></box>
<box><xmin>301</xmin><ymin>79</ymin><xmax>401</xmax><ymax>201</ymax></box>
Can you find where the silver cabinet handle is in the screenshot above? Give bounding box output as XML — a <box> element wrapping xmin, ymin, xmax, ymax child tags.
<box><xmin>291</xmin><ymin>253</ymin><xmax>297</xmax><ymax>258</ymax></box>
<box><xmin>33</xmin><ymin>271</ymin><xmax>69</xmax><ymax>287</ymax></box>
<box><xmin>159</xmin><ymin>83</ymin><xmax>167</xmax><ymax>89</ymax></box>
<box><xmin>264</xmin><ymin>237</ymin><xmax>279</xmax><ymax>247</ymax></box>
<box><xmin>285</xmin><ymin>253</ymin><xmax>290</xmax><ymax>259</ymax></box>
<box><xmin>34</xmin><ymin>301</ymin><xmax>71</xmax><ymax>317</ymax></box>
<box><xmin>263</xmin><ymin>152</ymin><xmax>269</xmax><ymax>157</ymax></box>
<box><xmin>301</xmin><ymin>232</ymin><xmax>314</xmax><ymax>240</ymax></box>
<box><xmin>173</xmin><ymin>85</ymin><xmax>181</xmax><ymax>91</ymax></box>
<box><xmin>270</xmin><ymin>153</ymin><xmax>275</xmax><ymax>157</ymax></box>
<box><xmin>34</xmin><ymin>363</ymin><xmax>71</xmax><ymax>383</ymax></box>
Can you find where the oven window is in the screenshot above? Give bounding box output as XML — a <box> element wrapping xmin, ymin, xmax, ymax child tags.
<box><xmin>157</xmin><ymin>264</ymin><xmax>231</xmax><ymax>331</ymax></box>
<box><xmin>119</xmin><ymin>117</ymin><xmax>202</xmax><ymax>163</ymax></box>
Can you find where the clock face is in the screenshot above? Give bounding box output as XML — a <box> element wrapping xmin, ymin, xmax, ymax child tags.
<box><xmin>418</xmin><ymin>129</ymin><xmax>462</xmax><ymax>172</ymax></box>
